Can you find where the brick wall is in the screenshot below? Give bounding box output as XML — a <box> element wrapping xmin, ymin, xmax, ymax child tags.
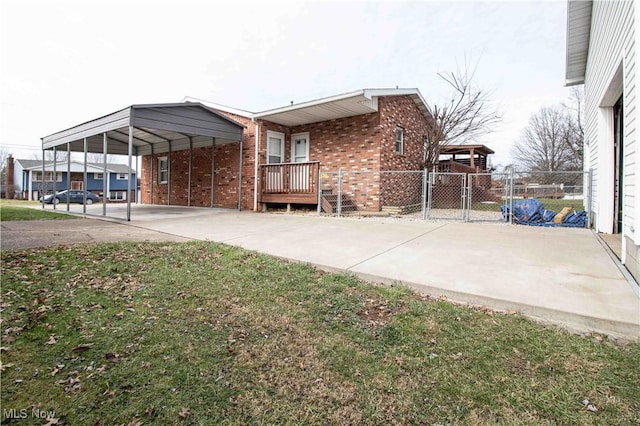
<box><xmin>141</xmin><ymin>144</ymin><xmax>243</xmax><ymax>209</ymax></box>
<box><xmin>139</xmin><ymin>109</ymin><xmax>257</xmax><ymax>210</ymax></box>
<box><xmin>139</xmin><ymin>95</ymin><xmax>430</xmax><ymax>212</ymax></box>
<box><xmin>377</xmin><ymin>96</ymin><xmax>428</xmax><ymax>209</ymax></box>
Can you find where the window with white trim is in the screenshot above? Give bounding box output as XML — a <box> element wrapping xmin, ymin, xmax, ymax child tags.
<box><xmin>395</xmin><ymin>126</ymin><xmax>404</xmax><ymax>155</ymax></box>
<box><xmin>33</xmin><ymin>171</ymin><xmax>62</xmax><ymax>182</ymax></box>
<box><xmin>158</xmin><ymin>157</ymin><xmax>168</xmax><ymax>184</ymax></box>
<box><xmin>109</xmin><ymin>191</ymin><xmax>126</xmax><ymax>201</ymax></box>
<box><xmin>94</xmin><ymin>173</ymin><xmax>104</xmax><ymax>180</ymax></box>
<box><xmin>267</xmin><ymin>131</ymin><xmax>285</xmax><ymax>164</ymax></box>
<box><xmin>116</xmin><ymin>173</ymin><xmax>128</xmax><ymax>180</ymax></box>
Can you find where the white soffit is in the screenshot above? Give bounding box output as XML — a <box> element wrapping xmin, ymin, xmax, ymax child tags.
<box><xmin>565</xmin><ymin>0</ymin><xmax>592</xmax><ymax>86</ymax></box>
<box><xmin>253</xmin><ymin>88</ymin><xmax>430</xmax><ymax>127</ymax></box>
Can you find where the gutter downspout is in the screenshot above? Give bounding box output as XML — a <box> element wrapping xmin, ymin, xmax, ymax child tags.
<box><xmin>253</xmin><ymin>118</ymin><xmax>259</xmax><ymax>211</ymax></box>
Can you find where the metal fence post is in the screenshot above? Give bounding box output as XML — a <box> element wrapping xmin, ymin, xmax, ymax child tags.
<box><xmin>462</xmin><ymin>175</ymin><xmax>468</xmax><ymax>221</ymax></box>
<box><xmin>426</xmin><ymin>171</ymin><xmax>433</xmax><ymax>219</ymax></box>
<box><xmin>587</xmin><ymin>168</ymin><xmax>593</xmax><ymax>229</ymax></box>
<box><xmin>337</xmin><ymin>168</ymin><xmax>343</xmax><ymax>216</ymax></box>
<box><xmin>422</xmin><ymin>169</ymin><xmax>428</xmax><ymax>220</ymax></box>
<box><xmin>508</xmin><ymin>168</ymin><xmax>514</xmax><ymax>224</ymax></box>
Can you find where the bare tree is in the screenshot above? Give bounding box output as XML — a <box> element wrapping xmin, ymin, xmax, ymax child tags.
<box><xmin>511</xmin><ymin>89</ymin><xmax>584</xmax><ymax>172</ymax></box>
<box><xmin>562</xmin><ymin>86</ymin><xmax>584</xmax><ymax>168</ymax></box>
<box><xmin>87</xmin><ymin>153</ymin><xmax>117</xmax><ymax>164</ymax></box>
<box><xmin>32</xmin><ymin>150</ymin><xmax>68</xmax><ymax>162</ymax></box>
<box><xmin>423</xmin><ymin>58</ymin><xmax>502</xmax><ymax>170</ymax></box>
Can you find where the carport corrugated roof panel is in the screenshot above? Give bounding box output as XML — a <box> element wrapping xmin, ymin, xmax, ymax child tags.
<box><xmin>41</xmin><ymin>103</ymin><xmax>245</xmax><ymax>154</ymax></box>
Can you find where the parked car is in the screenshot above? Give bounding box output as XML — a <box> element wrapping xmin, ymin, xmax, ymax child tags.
<box><xmin>40</xmin><ymin>190</ymin><xmax>100</xmax><ymax>205</ymax></box>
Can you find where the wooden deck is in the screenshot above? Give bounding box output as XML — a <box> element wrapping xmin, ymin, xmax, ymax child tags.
<box><xmin>259</xmin><ymin>162</ymin><xmax>320</xmax><ymax>205</ymax></box>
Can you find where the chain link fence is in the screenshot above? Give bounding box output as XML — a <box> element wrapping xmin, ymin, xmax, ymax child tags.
<box><xmin>318</xmin><ymin>169</ymin><xmax>590</xmax><ymax>228</ymax></box>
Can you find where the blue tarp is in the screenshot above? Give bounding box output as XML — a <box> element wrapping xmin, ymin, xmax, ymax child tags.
<box><xmin>501</xmin><ymin>199</ymin><xmax>587</xmax><ymax>228</ymax></box>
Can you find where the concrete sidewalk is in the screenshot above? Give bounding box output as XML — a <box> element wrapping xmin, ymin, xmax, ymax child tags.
<box><xmin>111</xmin><ymin>205</ymin><xmax>639</xmax><ymax>340</ymax></box>
<box><xmin>15</xmin><ymin>204</ymin><xmax>640</xmax><ymax>340</ymax></box>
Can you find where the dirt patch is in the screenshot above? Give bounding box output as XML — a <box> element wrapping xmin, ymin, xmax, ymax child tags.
<box><xmin>1</xmin><ymin>218</ymin><xmax>190</xmax><ymax>250</ymax></box>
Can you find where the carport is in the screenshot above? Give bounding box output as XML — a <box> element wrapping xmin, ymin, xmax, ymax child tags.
<box><xmin>41</xmin><ymin>103</ymin><xmax>245</xmax><ymax>220</ymax></box>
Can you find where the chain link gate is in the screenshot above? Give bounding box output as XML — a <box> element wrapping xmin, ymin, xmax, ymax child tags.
<box><xmin>427</xmin><ymin>172</ymin><xmax>467</xmax><ymax>220</ymax></box>
<box><xmin>467</xmin><ymin>172</ymin><xmax>511</xmax><ymax>222</ymax></box>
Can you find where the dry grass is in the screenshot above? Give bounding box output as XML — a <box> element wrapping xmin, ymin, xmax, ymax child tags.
<box><xmin>1</xmin><ymin>241</ymin><xmax>639</xmax><ymax>425</ymax></box>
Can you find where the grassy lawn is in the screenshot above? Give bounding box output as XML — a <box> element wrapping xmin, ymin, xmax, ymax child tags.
<box><xmin>1</xmin><ymin>199</ymin><xmax>76</xmax><ymax>221</ymax></box>
<box><xmin>2</xmin><ymin>242</ymin><xmax>638</xmax><ymax>425</ymax></box>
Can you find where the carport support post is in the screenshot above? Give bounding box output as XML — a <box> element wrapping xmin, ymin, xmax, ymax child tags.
<box><xmin>168</xmin><ymin>141</ymin><xmax>172</xmax><ymax>206</ymax></box>
<box><xmin>41</xmin><ymin>149</ymin><xmax>45</xmax><ymax>208</ymax></box>
<box><xmin>210</xmin><ymin>138</ymin><xmax>215</xmax><ymax>208</ymax></box>
<box><xmin>237</xmin><ymin>136</ymin><xmax>243</xmax><ymax>211</ymax></box>
<box><xmin>66</xmin><ymin>143</ymin><xmax>71</xmax><ymax>212</ymax></box>
<box><xmin>188</xmin><ymin>137</ymin><xmax>192</xmax><ymax>207</ymax></box>
<box><xmin>150</xmin><ymin>144</ymin><xmax>154</xmax><ymax>205</ymax></box>
<box><xmin>126</xmin><ymin>125</ymin><xmax>133</xmax><ymax>221</ymax></box>
<box><xmin>103</xmin><ymin>133</ymin><xmax>108</xmax><ymax>217</ymax></box>
<box><xmin>83</xmin><ymin>138</ymin><xmax>88</xmax><ymax>216</ymax></box>
<box><xmin>52</xmin><ymin>147</ymin><xmax>57</xmax><ymax>210</ymax></box>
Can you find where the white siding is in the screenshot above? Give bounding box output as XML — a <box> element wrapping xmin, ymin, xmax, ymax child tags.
<box><xmin>584</xmin><ymin>0</ymin><xmax>635</xmax><ymax>240</ymax></box>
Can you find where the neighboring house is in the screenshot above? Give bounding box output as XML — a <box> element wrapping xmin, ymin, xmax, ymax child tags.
<box><xmin>11</xmin><ymin>158</ymin><xmax>137</xmax><ymax>202</ymax></box>
<box><xmin>566</xmin><ymin>0</ymin><xmax>640</xmax><ymax>283</ymax></box>
<box><xmin>140</xmin><ymin>88</ymin><xmax>432</xmax><ymax>212</ymax></box>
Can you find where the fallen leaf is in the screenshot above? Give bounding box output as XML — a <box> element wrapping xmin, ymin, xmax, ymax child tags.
<box><xmin>178</xmin><ymin>407</ymin><xmax>190</xmax><ymax>418</ymax></box>
<box><xmin>43</xmin><ymin>417</ymin><xmax>59</xmax><ymax>426</ymax></box>
<box><xmin>46</xmin><ymin>335</ymin><xmax>57</xmax><ymax>345</ymax></box>
<box><xmin>127</xmin><ymin>418</ymin><xmax>142</xmax><ymax>426</ymax></box>
<box><xmin>1</xmin><ymin>335</ymin><xmax>15</xmax><ymax>343</ymax></box>
<box><xmin>144</xmin><ymin>404</ymin><xmax>154</xmax><ymax>416</ymax></box>
<box><xmin>51</xmin><ymin>364</ymin><xmax>65</xmax><ymax>376</ymax></box>
<box><xmin>105</xmin><ymin>353</ymin><xmax>119</xmax><ymax>363</ymax></box>
<box><xmin>72</xmin><ymin>344</ymin><xmax>92</xmax><ymax>353</ymax></box>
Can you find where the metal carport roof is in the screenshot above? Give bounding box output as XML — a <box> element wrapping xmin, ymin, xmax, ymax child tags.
<box><xmin>40</xmin><ymin>103</ymin><xmax>246</xmax><ymax>221</ymax></box>
<box><xmin>42</xmin><ymin>102</ymin><xmax>245</xmax><ymax>155</ymax></box>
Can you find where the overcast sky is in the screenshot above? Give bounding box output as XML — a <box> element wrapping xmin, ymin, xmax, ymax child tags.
<box><xmin>0</xmin><ymin>0</ymin><xmax>571</xmax><ymax>166</ymax></box>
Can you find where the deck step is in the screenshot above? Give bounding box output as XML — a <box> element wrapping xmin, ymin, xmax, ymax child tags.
<box><xmin>321</xmin><ymin>194</ymin><xmax>358</xmax><ymax>214</ymax></box>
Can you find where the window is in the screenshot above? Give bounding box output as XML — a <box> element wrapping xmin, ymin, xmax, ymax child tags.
<box><xmin>109</xmin><ymin>191</ymin><xmax>126</xmax><ymax>201</ymax></box>
<box><xmin>158</xmin><ymin>157</ymin><xmax>168</xmax><ymax>184</ymax></box>
<box><xmin>395</xmin><ymin>126</ymin><xmax>404</xmax><ymax>155</ymax></box>
<box><xmin>267</xmin><ymin>131</ymin><xmax>285</xmax><ymax>164</ymax></box>
<box><xmin>116</xmin><ymin>173</ymin><xmax>128</xmax><ymax>180</ymax></box>
<box><xmin>94</xmin><ymin>173</ymin><xmax>104</xmax><ymax>180</ymax></box>
<box><xmin>33</xmin><ymin>171</ymin><xmax>62</xmax><ymax>182</ymax></box>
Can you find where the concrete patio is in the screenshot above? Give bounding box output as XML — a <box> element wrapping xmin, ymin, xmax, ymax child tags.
<box><xmin>9</xmin><ymin>203</ymin><xmax>640</xmax><ymax>340</ymax></box>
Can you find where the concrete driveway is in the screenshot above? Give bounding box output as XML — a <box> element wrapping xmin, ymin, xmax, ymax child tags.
<box><xmin>5</xmin><ymin>203</ymin><xmax>640</xmax><ymax>340</ymax></box>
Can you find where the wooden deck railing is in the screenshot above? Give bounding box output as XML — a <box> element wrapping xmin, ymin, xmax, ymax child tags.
<box><xmin>259</xmin><ymin>161</ymin><xmax>320</xmax><ymax>204</ymax></box>
<box><xmin>436</xmin><ymin>159</ymin><xmax>485</xmax><ymax>174</ymax></box>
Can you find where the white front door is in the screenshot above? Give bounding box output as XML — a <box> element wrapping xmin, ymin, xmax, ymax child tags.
<box><xmin>291</xmin><ymin>133</ymin><xmax>309</xmax><ymax>163</ymax></box>
<box><xmin>291</xmin><ymin>133</ymin><xmax>310</xmax><ymax>191</ymax></box>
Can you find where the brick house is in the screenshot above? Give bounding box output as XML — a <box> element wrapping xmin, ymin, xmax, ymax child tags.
<box><xmin>140</xmin><ymin>88</ymin><xmax>432</xmax><ymax>212</ymax></box>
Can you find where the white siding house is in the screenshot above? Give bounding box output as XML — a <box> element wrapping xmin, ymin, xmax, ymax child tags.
<box><xmin>566</xmin><ymin>0</ymin><xmax>640</xmax><ymax>285</ymax></box>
